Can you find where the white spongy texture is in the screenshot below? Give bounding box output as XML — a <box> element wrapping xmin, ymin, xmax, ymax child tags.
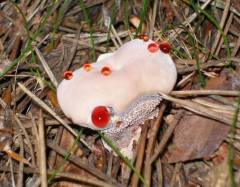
<box><xmin>57</xmin><ymin>39</ymin><xmax>177</xmax><ymax>129</ymax></box>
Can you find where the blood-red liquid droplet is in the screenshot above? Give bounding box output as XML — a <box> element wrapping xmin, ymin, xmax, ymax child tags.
<box><xmin>159</xmin><ymin>41</ymin><xmax>171</xmax><ymax>53</ymax></box>
<box><xmin>138</xmin><ymin>34</ymin><xmax>149</xmax><ymax>42</ymax></box>
<box><xmin>83</xmin><ymin>63</ymin><xmax>92</xmax><ymax>72</ymax></box>
<box><xmin>101</xmin><ymin>66</ymin><xmax>112</xmax><ymax>76</ymax></box>
<box><xmin>91</xmin><ymin>106</ymin><xmax>110</xmax><ymax>128</ymax></box>
<box><xmin>147</xmin><ymin>43</ymin><xmax>158</xmax><ymax>53</ymax></box>
<box><xmin>63</xmin><ymin>71</ymin><xmax>73</xmax><ymax>80</ymax></box>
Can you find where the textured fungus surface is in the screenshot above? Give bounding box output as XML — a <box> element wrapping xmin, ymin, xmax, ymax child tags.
<box><xmin>57</xmin><ymin>39</ymin><xmax>177</xmax><ymax>158</ymax></box>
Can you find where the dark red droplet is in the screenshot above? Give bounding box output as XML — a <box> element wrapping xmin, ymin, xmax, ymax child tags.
<box><xmin>91</xmin><ymin>106</ymin><xmax>110</xmax><ymax>128</ymax></box>
<box><xmin>147</xmin><ymin>43</ymin><xmax>158</xmax><ymax>53</ymax></box>
<box><xmin>159</xmin><ymin>41</ymin><xmax>171</xmax><ymax>53</ymax></box>
<box><xmin>63</xmin><ymin>71</ymin><xmax>73</xmax><ymax>80</ymax></box>
<box><xmin>101</xmin><ymin>66</ymin><xmax>112</xmax><ymax>76</ymax></box>
<box><xmin>138</xmin><ymin>34</ymin><xmax>149</xmax><ymax>42</ymax></box>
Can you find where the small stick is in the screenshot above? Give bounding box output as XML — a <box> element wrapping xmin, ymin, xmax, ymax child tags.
<box><xmin>170</xmin><ymin>90</ymin><xmax>239</xmax><ymax>97</ymax></box>
<box><xmin>144</xmin><ymin>104</ymin><xmax>166</xmax><ymax>186</ymax></box>
<box><xmin>10</xmin><ymin>34</ymin><xmax>21</xmax><ymax>60</ymax></box>
<box><xmin>160</xmin><ymin>93</ymin><xmax>233</xmax><ymax>125</ymax></box>
<box><xmin>211</xmin><ymin>0</ymin><xmax>231</xmax><ymax>55</ymax></box>
<box><xmin>215</xmin><ymin>12</ymin><xmax>233</xmax><ymax>56</ymax></box>
<box><xmin>149</xmin><ymin>0</ymin><xmax>158</xmax><ymax>39</ymax></box>
<box><xmin>47</xmin><ymin>143</ymin><xmax>121</xmax><ymax>187</ymax></box>
<box><xmin>34</xmin><ymin>46</ymin><xmax>58</xmax><ymax>88</ymax></box>
<box><xmin>169</xmin><ymin>0</ymin><xmax>212</xmax><ymax>40</ymax></box>
<box><xmin>17</xmin><ymin>134</ymin><xmax>24</xmax><ymax>187</ymax></box>
<box><xmin>131</xmin><ymin>124</ymin><xmax>148</xmax><ymax>187</ymax></box>
<box><xmin>38</xmin><ymin>110</ymin><xmax>48</xmax><ymax>187</ymax></box>
<box><xmin>155</xmin><ymin>144</ymin><xmax>163</xmax><ymax>187</ymax></box>
<box><xmin>65</xmin><ymin>27</ymin><xmax>82</xmax><ymax>70</ymax></box>
<box><xmin>14</xmin><ymin>115</ymin><xmax>36</xmax><ymax>166</ymax></box>
<box><xmin>111</xmin><ymin>25</ymin><xmax>123</xmax><ymax>46</ymax></box>
<box><xmin>0</xmin><ymin>166</ymin><xmax>114</xmax><ymax>187</ymax></box>
<box><xmin>231</xmin><ymin>34</ymin><xmax>240</xmax><ymax>57</ymax></box>
<box><xmin>150</xmin><ymin>111</ymin><xmax>184</xmax><ymax>164</ymax></box>
<box><xmin>170</xmin><ymin>163</ymin><xmax>182</xmax><ymax>187</ymax></box>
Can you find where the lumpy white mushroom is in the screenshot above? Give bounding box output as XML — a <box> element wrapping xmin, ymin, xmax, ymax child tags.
<box><xmin>57</xmin><ymin>38</ymin><xmax>177</xmax><ymax>158</ymax></box>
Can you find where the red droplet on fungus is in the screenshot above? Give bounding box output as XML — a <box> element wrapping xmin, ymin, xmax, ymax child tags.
<box><xmin>83</xmin><ymin>63</ymin><xmax>92</xmax><ymax>72</ymax></box>
<box><xmin>147</xmin><ymin>43</ymin><xmax>158</xmax><ymax>53</ymax></box>
<box><xmin>101</xmin><ymin>66</ymin><xmax>112</xmax><ymax>76</ymax></box>
<box><xmin>138</xmin><ymin>34</ymin><xmax>149</xmax><ymax>42</ymax></box>
<box><xmin>63</xmin><ymin>71</ymin><xmax>73</xmax><ymax>80</ymax></box>
<box><xmin>159</xmin><ymin>41</ymin><xmax>171</xmax><ymax>53</ymax></box>
<box><xmin>91</xmin><ymin>106</ymin><xmax>110</xmax><ymax>128</ymax></box>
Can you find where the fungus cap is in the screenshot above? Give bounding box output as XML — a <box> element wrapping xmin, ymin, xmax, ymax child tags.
<box><xmin>57</xmin><ymin>39</ymin><xmax>177</xmax><ymax>129</ymax></box>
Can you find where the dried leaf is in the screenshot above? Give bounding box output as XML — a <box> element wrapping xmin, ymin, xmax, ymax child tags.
<box><xmin>47</xmin><ymin>90</ymin><xmax>60</xmax><ymax>108</ymax></box>
<box><xmin>2</xmin><ymin>87</ymin><xmax>12</xmax><ymax>106</ymax></box>
<box><xmin>164</xmin><ymin>114</ymin><xmax>229</xmax><ymax>163</ymax></box>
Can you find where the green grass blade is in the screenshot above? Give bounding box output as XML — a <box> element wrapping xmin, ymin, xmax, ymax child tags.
<box><xmin>135</xmin><ymin>0</ymin><xmax>149</xmax><ymax>37</ymax></box>
<box><xmin>187</xmin><ymin>31</ymin><xmax>206</xmax><ymax>87</ymax></box>
<box><xmin>188</xmin><ymin>0</ymin><xmax>231</xmax><ymax>64</ymax></box>
<box><xmin>10</xmin><ymin>2</ymin><xmax>32</xmax><ymax>40</ymax></box>
<box><xmin>48</xmin><ymin>128</ymin><xmax>84</xmax><ymax>184</ymax></box>
<box><xmin>51</xmin><ymin>0</ymin><xmax>70</xmax><ymax>47</ymax></box>
<box><xmin>0</xmin><ymin>0</ymin><xmax>57</xmax><ymax>78</ymax></box>
<box><xmin>78</xmin><ymin>0</ymin><xmax>96</xmax><ymax>61</ymax></box>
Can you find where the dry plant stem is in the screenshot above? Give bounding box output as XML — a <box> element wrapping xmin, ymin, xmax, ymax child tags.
<box><xmin>169</xmin><ymin>0</ymin><xmax>212</xmax><ymax>40</ymax></box>
<box><xmin>155</xmin><ymin>144</ymin><xmax>163</xmax><ymax>187</ymax></box>
<box><xmin>47</xmin><ymin>143</ymin><xmax>121</xmax><ymax>187</ymax></box>
<box><xmin>29</xmin><ymin>112</ymin><xmax>40</xmax><ymax>154</ymax></box>
<box><xmin>38</xmin><ymin>110</ymin><xmax>47</xmax><ymax>187</ymax></box>
<box><xmin>211</xmin><ymin>0</ymin><xmax>230</xmax><ymax>55</ymax></box>
<box><xmin>193</xmin><ymin>98</ymin><xmax>236</xmax><ymax>111</ymax></box>
<box><xmin>170</xmin><ymin>90</ymin><xmax>239</xmax><ymax>97</ymax></box>
<box><xmin>170</xmin><ymin>163</ymin><xmax>182</xmax><ymax>187</ymax></box>
<box><xmin>27</xmin><ymin>4</ymin><xmax>41</xmax><ymax>22</ymax></box>
<box><xmin>14</xmin><ymin>115</ymin><xmax>36</xmax><ymax>166</ymax></box>
<box><xmin>168</xmin><ymin>0</ymin><xmax>184</xmax><ymax>22</ymax></box>
<box><xmin>63</xmin><ymin>30</ymin><xmax>128</xmax><ymax>45</ymax></box>
<box><xmin>34</xmin><ymin>46</ymin><xmax>58</xmax><ymax>88</ymax></box>
<box><xmin>160</xmin><ymin>93</ymin><xmax>233</xmax><ymax>125</ymax></box>
<box><xmin>231</xmin><ymin>26</ymin><xmax>240</xmax><ymax>57</ymax></box>
<box><xmin>198</xmin><ymin>0</ymin><xmax>240</xmax><ymax>17</ymax></box>
<box><xmin>0</xmin><ymin>97</ymin><xmax>7</xmax><ymax>108</ymax></box>
<box><xmin>144</xmin><ymin>104</ymin><xmax>166</xmax><ymax>187</ymax></box>
<box><xmin>64</xmin><ymin>28</ymin><xmax>81</xmax><ymax>70</ymax></box>
<box><xmin>111</xmin><ymin>25</ymin><xmax>123</xmax><ymax>46</ymax></box>
<box><xmin>110</xmin><ymin>33</ymin><xmax>120</xmax><ymax>49</ymax></box>
<box><xmin>0</xmin><ymin>166</ymin><xmax>113</xmax><ymax>187</ymax></box>
<box><xmin>176</xmin><ymin>60</ymin><xmax>224</xmax><ymax>74</ymax></box>
<box><xmin>215</xmin><ymin>12</ymin><xmax>233</xmax><ymax>56</ymax></box>
<box><xmin>9</xmin><ymin>158</ymin><xmax>16</xmax><ymax>187</ymax></box>
<box><xmin>131</xmin><ymin>124</ymin><xmax>148</xmax><ymax>187</ymax></box>
<box><xmin>17</xmin><ymin>134</ymin><xmax>23</xmax><ymax>187</ymax></box>
<box><xmin>150</xmin><ymin>111</ymin><xmax>185</xmax><ymax>164</ymax></box>
<box><xmin>106</xmin><ymin>153</ymin><xmax>113</xmax><ymax>176</ymax></box>
<box><xmin>176</xmin><ymin>72</ymin><xmax>195</xmax><ymax>88</ymax></box>
<box><xmin>52</xmin><ymin>172</ymin><xmax>113</xmax><ymax>187</ymax></box>
<box><xmin>176</xmin><ymin>57</ymin><xmax>240</xmax><ymax>74</ymax></box>
<box><xmin>10</xmin><ymin>34</ymin><xmax>21</xmax><ymax>60</ymax></box>
<box><xmin>17</xmin><ymin>83</ymin><xmax>91</xmax><ymax>150</ymax></box>
<box><xmin>149</xmin><ymin>0</ymin><xmax>158</xmax><ymax>39</ymax></box>
<box><xmin>48</xmin><ymin>127</ymin><xmax>64</xmax><ymax>169</ymax></box>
